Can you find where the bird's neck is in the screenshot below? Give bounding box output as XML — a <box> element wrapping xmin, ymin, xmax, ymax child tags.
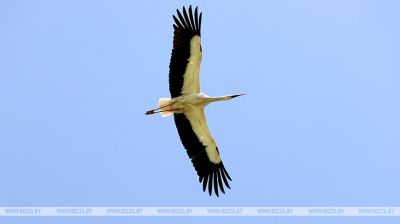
<box><xmin>206</xmin><ymin>95</ymin><xmax>232</xmax><ymax>104</ymax></box>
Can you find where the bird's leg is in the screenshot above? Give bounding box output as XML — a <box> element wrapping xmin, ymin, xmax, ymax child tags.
<box><xmin>145</xmin><ymin>101</ymin><xmax>177</xmax><ymax>115</ymax></box>
<box><xmin>145</xmin><ymin>109</ymin><xmax>178</xmax><ymax>115</ymax></box>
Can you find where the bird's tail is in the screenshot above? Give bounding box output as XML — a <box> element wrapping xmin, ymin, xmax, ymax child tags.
<box><xmin>158</xmin><ymin>98</ymin><xmax>174</xmax><ymax>117</ymax></box>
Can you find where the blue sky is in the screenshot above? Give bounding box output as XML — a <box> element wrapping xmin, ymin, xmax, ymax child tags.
<box><xmin>1</xmin><ymin>0</ymin><xmax>399</xmax><ymax>223</ymax></box>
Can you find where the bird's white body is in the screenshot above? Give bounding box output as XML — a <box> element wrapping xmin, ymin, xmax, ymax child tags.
<box><xmin>158</xmin><ymin>93</ymin><xmax>233</xmax><ymax>117</ymax></box>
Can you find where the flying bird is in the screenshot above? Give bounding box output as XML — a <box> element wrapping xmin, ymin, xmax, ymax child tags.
<box><xmin>146</xmin><ymin>6</ymin><xmax>244</xmax><ymax>196</ymax></box>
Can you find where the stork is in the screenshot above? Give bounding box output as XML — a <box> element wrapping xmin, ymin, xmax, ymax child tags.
<box><xmin>146</xmin><ymin>6</ymin><xmax>244</xmax><ymax>196</ymax></box>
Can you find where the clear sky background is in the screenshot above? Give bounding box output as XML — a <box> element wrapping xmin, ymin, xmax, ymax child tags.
<box><xmin>1</xmin><ymin>0</ymin><xmax>399</xmax><ymax>223</ymax></box>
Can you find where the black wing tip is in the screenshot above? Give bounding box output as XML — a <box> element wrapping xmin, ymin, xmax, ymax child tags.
<box><xmin>173</xmin><ymin>5</ymin><xmax>202</xmax><ymax>35</ymax></box>
<box><xmin>199</xmin><ymin>162</ymin><xmax>231</xmax><ymax>197</ymax></box>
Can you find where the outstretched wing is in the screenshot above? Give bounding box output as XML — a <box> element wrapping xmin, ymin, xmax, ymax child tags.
<box><xmin>173</xmin><ymin>108</ymin><xmax>232</xmax><ymax>196</ymax></box>
<box><xmin>169</xmin><ymin>6</ymin><xmax>202</xmax><ymax>98</ymax></box>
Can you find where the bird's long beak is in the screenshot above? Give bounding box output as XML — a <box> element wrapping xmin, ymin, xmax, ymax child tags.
<box><xmin>230</xmin><ymin>93</ymin><xmax>245</xmax><ymax>98</ymax></box>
